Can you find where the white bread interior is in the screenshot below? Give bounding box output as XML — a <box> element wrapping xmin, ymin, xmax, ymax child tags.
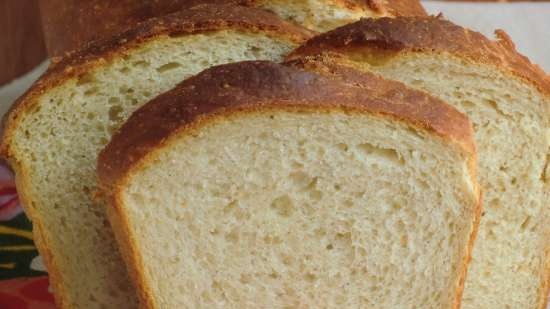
<box><xmin>346</xmin><ymin>52</ymin><xmax>550</xmax><ymax>309</ymax></box>
<box><xmin>4</xmin><ymin>31</ymin><xmax>298</xmax><ymax>309</ymax></box>
<box><xmin>114</xmin><ymin>110</ymin><xmax>480</xmax><ymax>309</ymax></box>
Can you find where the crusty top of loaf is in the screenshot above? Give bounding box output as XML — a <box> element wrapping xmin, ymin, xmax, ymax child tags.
<box><xmin>40</xmin><ymin>0</ymin><xmax>426</xmax><ymax>56</ymax></box>
<box><xmin>98</xmin><ymin>60</ymin><xmax>475</xmax><ymax>193</ymax></box>
<box><xmin>0</xmin><ymin>4</ymin><xmax>314</xmax><ymax>157</ymax></box>
<box><xmin>288</xmin><ymin>16</ymin><xmax>550</xmax><ymax>96</ymax></box>
<box><xmin>45</xmin><ymin>3</ymin><xmax>314</xmax><ymax>79</ymax></box>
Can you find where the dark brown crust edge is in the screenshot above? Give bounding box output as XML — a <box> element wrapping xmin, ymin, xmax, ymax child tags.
<box><xmin>38</xmin><ymin>0</ymin><xmax>425</xmax><ymax>57</ymax></box>
<box><xmin>287</xmin><ymin>16</ymin><xmax>550</xmax><ymax>97</ymax></box>
<box><xmin>0</xmin><ymin>3</ymin><xmax>314</xmax><ymax>157</ymax></box>
<box><xmin>98</xmin><ymin>60</ymin><xmax>479</xmax><ymax>309</ymax></box>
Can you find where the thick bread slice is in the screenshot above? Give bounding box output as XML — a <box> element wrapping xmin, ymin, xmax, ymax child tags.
<box><xmin>40</xmin><ymin>0</ymin><xmax>426</xmax><ymax>55</ymax></box>
<box><xmin>98</xmin><ymin>61</ymin><xmax>480</xmax><ymax>309</ymax></box>
<box><xmin>0</xmin><ymin>5</ymin><xmax>313</xmax><ymax>309</ymax></box>
<box><xmin>289</xmin><ymin>16</ymin><xmax>550</xmax><ymax>309</ymax></box>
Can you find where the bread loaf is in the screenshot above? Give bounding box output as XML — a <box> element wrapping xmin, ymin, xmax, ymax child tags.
<box><xmin>98</xmin><ymin>60</ymin><xmax>481</xmax><ymax>309</ymax></box>
<box><xmin>289</xmin><ymin>16</ymin><xmax>550</xmax><ymax>309</ymax></box>
<box><xmin>39</xmin><ymin>0</ymin><xmax>426</xmax><ymax>56</ymax></box>
<box><xmin>0</xmin><ymin>5</ymin><xmax>313</xmax><ymax>309</ymax></box>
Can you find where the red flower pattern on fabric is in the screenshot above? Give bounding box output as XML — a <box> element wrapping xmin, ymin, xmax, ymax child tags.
<box><xmin>0</xmin><ymin>277</ymin><xmax>56</xmax><ymax>309</ymax></box>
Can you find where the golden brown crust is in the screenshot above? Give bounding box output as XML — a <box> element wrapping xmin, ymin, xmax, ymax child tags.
<box><xmin>288</xmin><ymin>16</ymin><xmax>550</xmax><ymax>96</ymax></box>
<box><xmin>0</xmin><ymin>3</ymin><xmax>314</xmax><ymax>158</ymax></box>
<box><xmin>453</xmin><ymin>192</ymin><xmax>482</xmax><ymax>309</ymax></box>
<box><xmin>98</xmin><ymin>60</ymin><xmax>475</xmax><ymax>195</ymax></box>
<box><xmin>11</xmin><ymin>167</ymin><xmax>70</xmax><ymax>309</ymax></box>
<box><xmin>39</xmin><ymin>0</ymin><xmax>425</xmax><ymax>57</ymax></box>
<box><xmin>106</xmin><ymin>197</ymin><xmax>158</xmax><ymax>309</ymax></box>
<box><xmin>542</xmin><ymin>247</ymin><xmax>550</xmax><ymax>309</ymax></box>
<box><xmin>38</xmin><ymin>0</ymin><xmax>268</xmax><ymax>56</ymax></box>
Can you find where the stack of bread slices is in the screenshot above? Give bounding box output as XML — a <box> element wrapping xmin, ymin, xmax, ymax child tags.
<box><xmin>1</xmin><ymin>2</ymin><xmax>548</xmax><ymax>309</ymax></box>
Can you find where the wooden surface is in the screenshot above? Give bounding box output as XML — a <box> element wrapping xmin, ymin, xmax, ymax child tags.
<box><xmin>0</xmin><ymin>0</ymin><xmax>46</xmax><ymax>86</ymax></box>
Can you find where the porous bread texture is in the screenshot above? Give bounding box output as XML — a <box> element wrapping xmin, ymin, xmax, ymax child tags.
<box><xmin>1</xmin><ymin>30</ymin><xmax>299</xmax><ymax>309</ymax></box>
<box><xmin>288</xmin><ymin>20</ymin><xmax>550</xmax><ymax>309</ymax></box>
<box><xmin>114</xmin><ymin>112</ymin><xmax>476</xmax><ymax>309</ymax></box>
<box><xmin>98</xmin><ymin>61</ymin><xmax>480</xmax><ymax>309</ymax></box>
<box><xmin>379</xmin><ymin>54</ymin><xmax>550</xmax><ymax>309</ymax></box>
<box><xmin>255</xmin><ymin>0</ymin><xmax>378</xmax><ymax>32</ymax></box>
<box><xmin>254</xmin><ymin>0</ymin><xmax>426</xmax><ymax>32</ymax></box>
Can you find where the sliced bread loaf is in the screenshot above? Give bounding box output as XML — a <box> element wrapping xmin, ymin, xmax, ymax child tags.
<box><xmin>289</xmin><ymin>16</ymin><xmax>550</xmax><ymax>309</ymax></box>
<box><xmin>40</xmin><ymin>0</ymin><xmax>426</xmax><ymax>55</ymax></box>
<box><xmin>98</xmin><ymin>60</ymin><xmax>481</xmax><ymax>309</ymax></box>
<box><xmin>0</xmin><ymin>5</ymin><xmax>313</xmax><ymax>309</ymax></box>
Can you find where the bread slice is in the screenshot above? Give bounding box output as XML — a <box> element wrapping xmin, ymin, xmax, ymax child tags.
<box><xmin>98</xmin><ymin>60</ymin><xmax>480</xmax><ymax>309</ymax></box>
<box><xmin>247</xmin><ymin>0</ymin><xmax>427</xmax><ymax>32</ymax></box>
<box><xmin>289</xmin><ymin>16</ymin><xmax>550</xmax><ymax>309</ymax></box>
<box><xmin>0</xmin><ymin>5</ymin><xmax>313</xmax><ymax>309</ymax></box>
<box><xmin>40</xmin><ymin>0</ymin><xmax>426</xmax><ymax>55</ymax></box>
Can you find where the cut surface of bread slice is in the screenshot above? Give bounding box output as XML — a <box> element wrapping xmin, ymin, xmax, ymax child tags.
<box><xmin>40</xmin><ymin>0</ymin><xmax>426</xmax><ymax>55</ymax></box>
<box><xmin>289</xmin><ymin>16</ymin><xmax>550</xmax><ymax>309</ymax></box>
<box><xmin>250</xmin><ymin>0</ymin><xmax>427</xmax><ymax>32</ymax></box>
<box><xmin>98</xmin><ymin>61</ymin><xmax>480</xmax><ymax>309</ymax></box>
<box><xmin>0</xmin><ymin>5</ymin><xmax>313</xmax><ymax>309</ymax></box>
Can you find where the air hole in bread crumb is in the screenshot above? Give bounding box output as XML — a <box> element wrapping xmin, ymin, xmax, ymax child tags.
<box><xmin>84</xmin><ymin>86</ymin><xmax>99</xmax><ymax>96</ymax></box>
<box><xmin>461</xmin><ymin>100</ymin><xmax>476</xmax><ymax>110</ymax></box>
<box><xmin>357</xmin><ymin>143</ymin><xmax>404</xmax><ymax>165</ymax></box>
<box><xmin>109</xmin><ymin>105</ymin><xmax>124</xmax><ymax>123</ymax></box>
<box><xmin>225</xmin><ymin>229</ymin><xmax>239</xmax><ymax>243</ymax></box>
<box><xmin>239</xmin><ymin>274</ymin><xmax>252</xmax><ymax>284</ymax></box>
<box><xmin>156</xmin><ymin>62</ymin><xmax>182</xmax><ymax>73</ymax></box>
<box><xmin>337</xmin><ymin>143</ymin><xmax>349</xmax><ymax>152</ymax></box>
<box><xmin>271</xmin><ymin>195</ymin><xmax>294</xmax><ymax>217</ymax></box>
<box><xmin>289</xmin><ymin>171</ymin><xmax>312</xmax><ymax>189</ymax></box>
<box><xmin>391</xmin><ymin>202</ymin><xmax>402</xmax><ymax>212</ymax></box>
<box><xmin>248</xmin><ymin>45</ymin><xmax>263</xmax><ymax>58</ymax></box>
<box><xmin>305</xmin><ymin>273</ymin><xmax>317</xmax><ymax>282</ymax></box>
<box><xmin>29</xmin><ymin>105</ymin><xmax>41</xmax><ymax>115</ymax></box>
<box><xmin>133</xmin><ymin>60</ymin><xmax>150</xmax><ymax>68</ymax></box>
<box><xmin>223</xmin><ymin>200</ymin><xmax>238</xmax><ymax>215</ymax></box>
<box><xmin>541</xmin><ymin>155</ymin><xmax>549</xmax><ymax>183</ymax></box>
<box><xmin>76</xmin><ymin>74</ymin><xmax>95</xmax><ymax>86</ymax></box>
<box><xmin>520</xmin><ymin>216</ymin><xmax>531</xmax><ymax>231</ymax></box>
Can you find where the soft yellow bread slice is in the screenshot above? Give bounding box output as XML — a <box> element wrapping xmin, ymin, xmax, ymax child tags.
<box><xmin>0</xmin><ymin>5</ymin><xmax>313</xmax><ymax>309</ymax></box>
<box><xmin>289</xmin><ymin>16</ymin><xmax>550</xmax><ymax>309</ymax></box>
<box><xmin>98</xmin><ymin>61</ymin><xmax>481</xmax><ymax>309</ymax></box>
<box><xmin>248</xmin><ymin>0</ymin><xmax>427</xmax><ymax>31</ymax></box>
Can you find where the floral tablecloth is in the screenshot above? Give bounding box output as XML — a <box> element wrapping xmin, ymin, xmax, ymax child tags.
<box><xmin>0</xmin><ymin>165</ymin><xmax>56</xmax><ymax>308</ymax></box>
